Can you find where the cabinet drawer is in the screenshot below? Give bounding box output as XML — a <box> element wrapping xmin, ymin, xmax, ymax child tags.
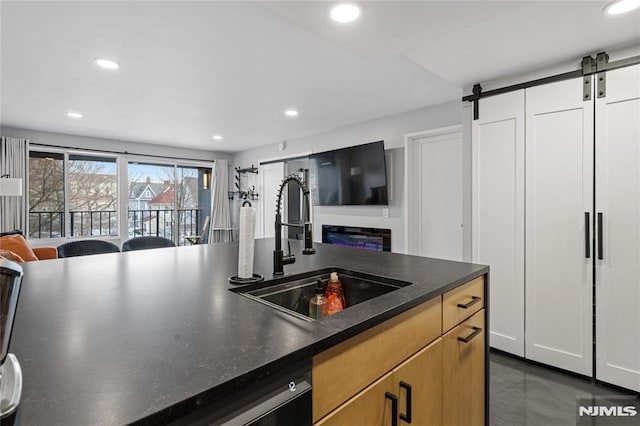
<box><xmin>312</xmin><ymin>297</ymin><xmax>442</xmax><ymax>422</ymax></box>
<box><xmin>443</xmin><ymin>276</ymin><xmax>485</xmax><ymax>332</ymax></box>
<box><xmin>443</xmin><ymin>310</ymin><xmax>485</xmax><ymax>426</ymax></box>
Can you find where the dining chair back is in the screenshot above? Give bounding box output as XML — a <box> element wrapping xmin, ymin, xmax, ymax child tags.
<box><xmin>122</xmin><ymin>236</ymin><xmax>176</xmax><ymax>252</ymax></box>
<box><xmin>57</xmin><ymin>240</ymin><xmax>121</xmax><ymax>258</ymax></box>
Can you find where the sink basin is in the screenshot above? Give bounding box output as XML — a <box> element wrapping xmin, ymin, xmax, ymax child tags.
<box><xmin>231</xmin><ymin>267</ymin><xmax>412</xmax><ymax>321</ymax></box>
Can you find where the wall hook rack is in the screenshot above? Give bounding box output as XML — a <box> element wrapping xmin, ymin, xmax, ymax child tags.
<box><xmin>230</xmin><ymin>165</ymin><xmax>259</xmax><ymax>200</ymax></box>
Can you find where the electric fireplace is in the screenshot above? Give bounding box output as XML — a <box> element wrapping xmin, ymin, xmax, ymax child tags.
<box><xmin>322</xmin><ymin>225</ymin><xmax>391</xmax><ymax>252</ymax></box>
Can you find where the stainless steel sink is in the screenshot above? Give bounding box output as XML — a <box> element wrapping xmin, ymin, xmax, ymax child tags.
<box><xmin>231</xmin><ymin>267</ymin><xmax>412</xmax><ymax>321</ymax></box>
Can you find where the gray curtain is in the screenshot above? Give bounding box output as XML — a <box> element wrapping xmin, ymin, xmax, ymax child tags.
<box><xmin>0</xmin><ymin>137</ymin><xmax>28</xmax><ymax>233</ymax></box>
<box><xmin>209</xmin><ymin>159</ymin><xmax>232</xmax><ymax>243</ymax></box>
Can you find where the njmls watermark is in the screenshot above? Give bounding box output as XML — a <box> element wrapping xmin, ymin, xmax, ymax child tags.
<box><xmin>576</xmin><ymin>396</ymin><xmax>640</xmax><ymax>425</ymax></box>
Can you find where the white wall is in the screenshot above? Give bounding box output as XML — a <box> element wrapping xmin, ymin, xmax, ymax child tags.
<box><xmin>232</xmin><ymin>101</ymin><xmax>463</xmax><ymax>253</ymax></box>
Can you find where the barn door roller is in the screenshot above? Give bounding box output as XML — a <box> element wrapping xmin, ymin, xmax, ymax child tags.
<box><xmin>596</xmin><ymin>52</ymin><xmax>610</xmax><ymax>99</ymax></box>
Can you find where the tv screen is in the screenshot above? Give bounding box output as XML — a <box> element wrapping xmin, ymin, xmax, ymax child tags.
<box><xmin>309</xmin><ymin>141</ymin><xmax>388</xmax><ymax>206</ymax></box>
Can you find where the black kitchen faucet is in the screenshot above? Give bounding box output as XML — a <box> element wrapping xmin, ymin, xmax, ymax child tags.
<box><xmin>273</xmin><ymin>174</ymin><xmax>315</xmax><ymax>276</ymax></box>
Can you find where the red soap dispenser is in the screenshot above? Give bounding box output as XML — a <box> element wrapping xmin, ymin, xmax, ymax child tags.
<box><xmin>325</xmin><ymin>272</ymin><xmax>347</xmax><ymax>315</ymax></box>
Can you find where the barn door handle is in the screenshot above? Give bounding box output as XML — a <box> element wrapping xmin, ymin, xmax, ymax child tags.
<box><xmin>597</xmin><ymin>212</ymin><xmax>604</xmax><ymax>260</ymax></box>
<box><xmin>585</xmin><ymin>212</ymin><xmax>591</xmax><ymax>258</ymax></box>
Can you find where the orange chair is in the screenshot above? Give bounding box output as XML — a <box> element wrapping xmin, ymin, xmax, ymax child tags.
<box><xmin>0</xmin><ymin>233</ymin><xmax>58</xmax><ymax>262</ymax></box>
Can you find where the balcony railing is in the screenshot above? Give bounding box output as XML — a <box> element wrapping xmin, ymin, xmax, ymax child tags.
<box><xmin>29</xmin><ymin>211</ymin><xmax>65</xmax><ymax>239</ymax></box>
<box><xmin>128</xmin><ymin>209</ymin><xmax>199</xmax><ymax>245</ymax></box>
<box><xmin>70</xmin><ymin>210</ymin><xmax>118</xmax><ymax>237</ymax></box>
<box><xmin>29</xmin><ymin>209</ymin><xmax>201</xmax><ymax>245</ymax></box>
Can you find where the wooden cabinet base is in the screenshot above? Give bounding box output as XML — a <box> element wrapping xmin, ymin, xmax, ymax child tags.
<box><xmin>394</xmin><ymin>338</ymin><xmax>443</xmax><ymax>425</ymax></box>
<box><xmin>312</xmin><ymin>276</ymin><xmax>487</xmax><ymax>426</ymax></box>
<box><xmin>443</xmin><ymin>310</ymin><xmax>485</xmax><ymax>426</ymax></box>
<box><xmin>315</xmin><ymin>373</ymin><xmax>394</xmax><ymax>426</ymax></box>
<box><xmin>312</xmin><ymin>297</ymin><xmax>441</xmax><ymax>422</ymax></box>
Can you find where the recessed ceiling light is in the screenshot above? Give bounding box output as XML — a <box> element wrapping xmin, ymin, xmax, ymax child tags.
<box><xmin>94</xmin><ymin>58</ymin><xmax>120</xmax><ymax>70</ymax></box>
<box><xmin>604</xmin><ymin>0</ymin><xmax>640</xmax><ymax>14</ymax></box>
<box><xmin>284</xmin><ymin>109</ymin><xmax>299</xmax><ymax>118</ymax></box>
<box><xmin>213</xmin><ymin>135</ymin><xmax>223</xmax><ymax>140</ymax></box>
<box><xmin>66</xmin><ymin>112</ymin><xmax>83</xmax><ymax>119</ymax></box>
<box><xmin>330</xmin><ymin>3</ymin><xmax>361</xmax><ymax>23</ymax></box>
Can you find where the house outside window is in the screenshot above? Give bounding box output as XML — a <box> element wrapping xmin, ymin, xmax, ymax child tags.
<box><xmin>127</xmin><ymin>162</ymin><xmax>211</xmax><ymax>245</ymax></box>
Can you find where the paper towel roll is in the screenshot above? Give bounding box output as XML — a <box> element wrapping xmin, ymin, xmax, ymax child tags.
<box><xmin>238</xmin><ymin>204</ymin><xmax>256</xmax><ymax>279</ymax></box>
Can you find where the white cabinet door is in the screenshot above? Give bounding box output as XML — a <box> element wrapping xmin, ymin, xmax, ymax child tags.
<box><xmin>472</xmin><ymin>90</ymin><xmax>525</xmax><ymax>356</ymax></box>
<box><xmin>525</xmin><ymin>78</ymin><xmax>594</xmax><ymax>376</ymax></box>
<box><xmin>595</xmin><ymin>64</ymin><xmax>640</xmax><ymax>392</ymax></box>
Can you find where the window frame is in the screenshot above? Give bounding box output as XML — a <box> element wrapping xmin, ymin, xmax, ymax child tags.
<box><xmin>125</xmin><ymin>156</ymin><xmax>213</xmax><ymax>245</ymax></box>
<box><xmin>28</xmin><ymin>147</ymin><xmax>121</xmax><ymax>241</ymax></box>
<box><xmin>27</xmin><ymin>146</ymin><xmax>214</xmax><ymax>245</ymax></box>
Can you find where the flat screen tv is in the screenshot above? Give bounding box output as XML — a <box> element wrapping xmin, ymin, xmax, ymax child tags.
<box><xmin>309</xmin><ymin>141</ymin><xmax>388</xmax><ymax>206</ymax></box>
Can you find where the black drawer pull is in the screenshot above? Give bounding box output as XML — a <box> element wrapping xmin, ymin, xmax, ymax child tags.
<box><xmin>458</xmin><ymin>326</ymin><xmax>482</xmax><ymax>343</ymax></box>
<box><xmin>385</xmin><ymin>392</ymin><xmax>398</xmax><ymax>426</ymax></box>
<box><xmin>399</xmin><ymin>381</ymin><xmax>412</xmax><ymax>423</ymax></box>
<box><xmin>457</xmin><ymin>296</ymin><xmax>481</xmax><ymax>309</ymax></box>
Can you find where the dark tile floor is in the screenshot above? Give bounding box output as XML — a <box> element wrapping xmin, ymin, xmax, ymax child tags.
<box><xmin>490</xmin><ymin>351</ymin><xmax>640</xmax><ymax>425</ymax></box>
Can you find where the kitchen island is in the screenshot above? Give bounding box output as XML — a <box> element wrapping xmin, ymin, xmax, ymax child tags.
<box><xmin>7</xmin><ymin>239</ymin><xmax>488</xmax><ymax>425</ymax></box>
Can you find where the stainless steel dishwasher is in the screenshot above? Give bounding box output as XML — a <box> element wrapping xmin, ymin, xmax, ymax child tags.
<box><xmin>171</xmin><ymin>358</ymin><xmax>312</xmax><ymax>426</ymax></box>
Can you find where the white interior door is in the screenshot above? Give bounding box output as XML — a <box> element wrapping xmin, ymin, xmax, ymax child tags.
<box><xmin>525</xmin><ymin>78</ymin><xmax>594</xmax><ymax>376</ymax></box>
<box><xmin>258</xmin><ymin>162</ymin><xmax>284</xmax><ymax>239</ymax></box>
<box><xmin>407</xmin><ymin>130</ymin><xmax>463</xmax><ymax>260</ymax></box>
<box><xmin>472</xmin><ymin>90</ymin><xmax>525</xmax><ymax>356</ymax></box>
<box><xmin>595</xmin><ymin>64</ymin><xmax>640</xmax><ymax>392</ymax></box>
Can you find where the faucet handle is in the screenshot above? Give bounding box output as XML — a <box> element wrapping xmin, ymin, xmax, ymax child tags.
<box><xmin>282</xmin><ymin>240</ymin><xmax>296</xmax><ymax>266</ymax></box>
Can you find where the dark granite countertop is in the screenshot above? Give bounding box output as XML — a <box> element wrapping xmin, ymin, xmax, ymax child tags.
<box><xmin>8</xmin><ymin>239</ymin><xmax>487</xmax><ymax>425</ymax></box>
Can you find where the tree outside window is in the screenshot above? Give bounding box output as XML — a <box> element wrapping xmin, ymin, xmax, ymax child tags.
<box><xmin>28</xmin><ymin>152</ymin><xmax>64</xmax><ymax>238</ymax></box>
<box><xmin>28</xmin><ymin>151</ymin><xmax>118</xmax><ymax>238</ymax></box>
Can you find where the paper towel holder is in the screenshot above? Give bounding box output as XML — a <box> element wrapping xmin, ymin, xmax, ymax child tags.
<box><xmin>229</xmin><ymin>200</ymin><xmax>263</xmax><ymax>285</ymax></box>
<box><xmin>228</xmin><ymin>274</ymin><xmax>264</xmax><ymax>285</ymax></box>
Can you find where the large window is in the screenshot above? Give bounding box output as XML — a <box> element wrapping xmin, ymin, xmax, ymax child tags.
<box><xmin>28</xmin><ymin>148</ymin><xmax>211</xmax><ymax>244</ymax></box>
<box><xmin>28</xmin><ymin>150</ymin><xmax>118</xmax><ymax>239</ymax></box>
<box><xmin>127</xmin><ymin>162</ymin><xmax>211</xmax><ymax>246</ymax></box>
<box><xmin>68</xmin><ymin>154</ymin><xmax>118</xmax><ymax>237</ymax></box>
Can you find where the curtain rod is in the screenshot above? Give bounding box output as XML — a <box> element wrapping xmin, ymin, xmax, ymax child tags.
<box><xmin>29</xmin><ymin>142</ymin><xmax>215</xmax><ymax>164</ymax></box>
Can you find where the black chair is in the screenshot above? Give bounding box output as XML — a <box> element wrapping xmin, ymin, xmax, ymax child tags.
<box><xmin>0</xmin><ymin>230</ymin><xmax>24</xmax><ymax>237</ymax></box>
<box><xmin>122</xmin><ymin>236</ymin><xmax>175</xmax><ymax>252</ymax></box>
<box><xmin>57</xmin><ymin>240</ymin><xmax>121</xmax><ymax>258</ymax></box>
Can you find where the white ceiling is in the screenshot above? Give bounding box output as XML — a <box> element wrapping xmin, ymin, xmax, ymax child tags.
<box><xmin>1</xmin><ymin>1</ymin><xmax>639</xmax><ymax>153</ymax></box>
